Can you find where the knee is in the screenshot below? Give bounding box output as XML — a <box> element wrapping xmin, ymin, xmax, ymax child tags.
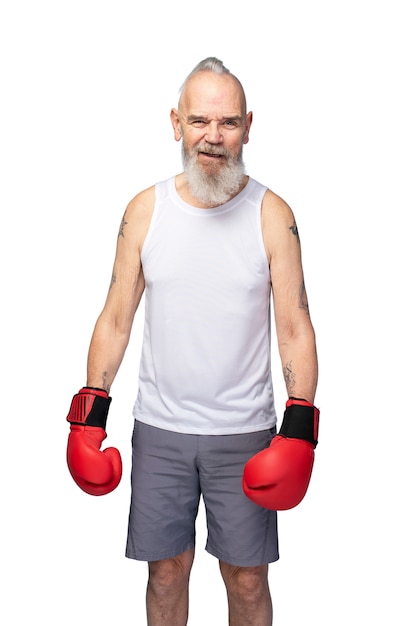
<box><xmin>220</xmin><ymin>563</ymin><xmax>269</xmax><ymax>604</ymax></box>
<box><xmin>148</xmin><ymin>551</ymin><xmax>194</xmax><ymax>596</ymax></box>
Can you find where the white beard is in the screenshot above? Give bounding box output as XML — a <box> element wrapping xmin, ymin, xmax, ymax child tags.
<box><xmin>182</xmin><ymin>142</ymin><xmax>246</xmax><ymax>207</ymax></box>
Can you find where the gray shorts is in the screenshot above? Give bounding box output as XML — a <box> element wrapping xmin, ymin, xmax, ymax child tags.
<box><xmin>125</xmin><ymin>420</ymin><xmax>279</xmax><ymax>567</ymax></box>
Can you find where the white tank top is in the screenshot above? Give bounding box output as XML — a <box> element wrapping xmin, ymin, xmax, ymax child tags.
<box><xmin>133</xmin><ymin>176</ymin><xmax>277</xmax><ymax>434</ymax></box>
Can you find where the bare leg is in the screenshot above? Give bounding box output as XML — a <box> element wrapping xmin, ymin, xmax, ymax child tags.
<box><xmin>219</xmin><ymin>561</ymin><xmax>272</xmax><ymax>626</ymax></box>
<box><xmin>146</xmin><ymin>548</ymin><xmax>194</xmax><ymax>626</ymax></box>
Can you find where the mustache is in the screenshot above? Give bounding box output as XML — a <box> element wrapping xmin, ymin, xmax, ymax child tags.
<box><xmin>195</xmin><ymin>143</ymin><xmax>228</xmax><ymax>157</ymax></box>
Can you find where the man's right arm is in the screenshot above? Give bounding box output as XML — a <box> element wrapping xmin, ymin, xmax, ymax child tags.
<box><xmin>86</xmin><ymin>186</ymin><xmax>155</xmax><ymax>392</ymax></box>
<box><xmin>66</xmin><ymin>187</ymin><xmax>155</xmax><ymax>495</ymax></box>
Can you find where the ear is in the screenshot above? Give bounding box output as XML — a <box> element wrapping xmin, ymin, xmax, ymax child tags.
<box><xmin>243</xmin><ymin>111</ymin><xmax>253</xmax><ymax>144</ymax></box>
<box><xmin>170</xmin><ymin>108</ymin><xmax>182</xmax><ymax>142</ymax></box>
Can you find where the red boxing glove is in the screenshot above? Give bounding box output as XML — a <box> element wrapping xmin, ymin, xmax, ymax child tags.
<box><xmin>242</xmin><ymin>398</ymin><xmax>319</xmax><ymax>510</ymax></box>
<box><xmin>66</xmin><ymin>387</ymin><xmax>122</xmax><ymax>496</ymax></box>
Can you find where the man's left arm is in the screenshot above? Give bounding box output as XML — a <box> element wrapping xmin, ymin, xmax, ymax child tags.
<box><xmin>242</xmin><ymin>191</ymin><xmax>319</xmax><ymax>510</ymax></box>
<box><xmin>264</xmin><ymin>190</ymin><xmax>318</xmax><ymax>403</ymax></box>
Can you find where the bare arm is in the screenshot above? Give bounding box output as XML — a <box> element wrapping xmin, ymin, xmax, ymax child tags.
<box><xmin>262</xmin><ymin>190</ymin><xmax>318</xmax><ymax>404</ymax></box>
<box><xmin>86</xmin><ymin>187</ymin><xmax>154</xmax><ymax>392</ymax></box>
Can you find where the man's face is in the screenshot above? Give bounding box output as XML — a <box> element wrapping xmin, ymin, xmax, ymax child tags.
<box><xmin>171</xmin><ymin>71</ymin><xmax>253</xmax><ymax>206</ymax></box>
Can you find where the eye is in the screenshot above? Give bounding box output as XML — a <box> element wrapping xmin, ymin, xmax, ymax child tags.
<box><xmin>191</xmin><ymin>119</ymin><xmax>207</xmax><ymax>128</ymax></box>
<box><xmin>224</xmin><ymin>119</ymin><xmax>239</xmax><ymax>128</ymax></box>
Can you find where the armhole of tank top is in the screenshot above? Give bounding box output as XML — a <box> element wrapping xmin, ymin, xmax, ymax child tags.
<box><xmin>140</xmin><ymin>180</ymin><xmax>164</xmax><ymax>260</ymax></box>
<box><xmin>255</xmin><ymin>184</ymin><xmax>270</xmax><ymax>271</ymax></box>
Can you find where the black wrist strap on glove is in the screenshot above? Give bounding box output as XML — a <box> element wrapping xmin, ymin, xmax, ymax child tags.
<box><xmin>66</xmin><ymin>387</ymin><xmax>112</xmax><ymax>430</ymax></box>
<box><xmin>278</xmin><ymin>397</ymin><xmax>319</xmax><ymax>447</ymax></box>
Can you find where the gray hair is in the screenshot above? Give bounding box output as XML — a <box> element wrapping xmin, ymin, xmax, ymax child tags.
<box><xmin>179</xmin><ymin>57</ymin><xmax>230</xmax><ymax>93</ymax></box>
<box><xmin>178</xmin><ymin>57</ymin><xmax>246</xmax><ymax>109</ymax></box>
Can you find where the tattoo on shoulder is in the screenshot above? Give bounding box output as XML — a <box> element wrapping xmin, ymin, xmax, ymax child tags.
<box><xmin>283</xmin><ymin>361</ymin><xmax>296</xmax><ymax>394</ymax></box>
<box><xmin>289</xmin><ymin>220</ymin><xmax>300</xmax><ymax>243</ymax></box>
<box><xmin>118</xmin><ymin>211</ymin><xmax>128</xmax><ymax>238</ymax></box>
<box><xmin>299</xmin><ymin>280</ymin><xmax>310</xmax><ymax>314</ymax></box>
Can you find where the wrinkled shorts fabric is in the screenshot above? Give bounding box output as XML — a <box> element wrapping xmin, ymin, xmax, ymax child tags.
<box><xmin>125</xmin><ymin>420</ymin><xmax>279</xmax><ymax>567</ymax></box>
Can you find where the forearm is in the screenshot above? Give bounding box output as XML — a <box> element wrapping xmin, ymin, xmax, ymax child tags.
<box><xmin>86</xmin><ymin>313</ymin><xmax>131</xmax><ymax>393</ymax></box>
<box><xmin>279</xmin><ymin>331</ymin><xmax>318</xmax><ymax>404</ymax></box>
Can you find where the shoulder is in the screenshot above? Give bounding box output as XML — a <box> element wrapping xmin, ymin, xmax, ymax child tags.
<box><xmin>120</xmin><ymin>185</ymin><xmax>155</xmax><ymax>247</ymax></box>
<box><xmin>261</xmin><ymin>189</ymin><xmax>298</xmax><ymax>254</ymax></box>
<box><xmin>261</xmin><ymin>188</ymin><xmax>295</xmax><ymax>223</ymax></box>
<box><xmin>126</xmin><ymin>184</ymin><xmax>156</xmax><ymax>220</ymax></box>
<box><xmin>114</xmin><ymin>185</ymin><xmax>155</xmax><ymax>249</ymax></box>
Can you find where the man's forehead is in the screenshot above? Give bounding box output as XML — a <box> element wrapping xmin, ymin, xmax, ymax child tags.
<box><xmin>179</xmin><ymin>71</ymin><xmax>245</xmax><ymax>114</ymax></box>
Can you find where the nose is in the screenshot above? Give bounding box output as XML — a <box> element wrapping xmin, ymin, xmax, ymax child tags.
<box><xmin>204</xmin><ymin>120</ymin><xmax>222</xmax><ymax>144</ymax></box>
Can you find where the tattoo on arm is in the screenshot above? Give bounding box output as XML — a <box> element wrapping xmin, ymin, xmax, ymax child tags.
<box><xmin>102</xmin><ymin>372</ymin><xmax>110</xmax><ymax>394</ymax></box>
<box><xmin>109</xmin><ymin>273</ymin><xmax>116</xmax><ymax>290</ymax></box>
<box><xmin>299</xmin><ymin>279</ymin><xmax>310</xmax><ymax>314</ymax></box>
<box><xmin>118</xmin><ymin>211</ymin><xmax>128</xmax><ymax>238</ymax></box>
<box><xmin>289</xmin><ymin>220</ymin><xmax>300</xmax><ymax>243</ymax></box>
<box><xmin>283</xmin><ymin>361</ymin><xmax>296</xmax><ymax>395</ymax></box>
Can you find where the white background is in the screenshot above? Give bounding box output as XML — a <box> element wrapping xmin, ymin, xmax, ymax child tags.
<box><xmin>1</xmin><ymin>1</ymin><xmax>417</xmax><ymax>624</ymax></box>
